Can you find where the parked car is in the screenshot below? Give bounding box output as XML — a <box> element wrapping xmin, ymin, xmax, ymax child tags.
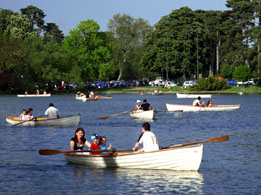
<box><xmin>226</xmin><ymin>80</ymin><xmax>236</xmax><ymax>85</ymax></box>
<box><xmin>183</xmin><ymin>80</ymin><xmax>196</xmax><ymax>88</ymax></box>
<box><xmin>163</xmin><ymin>80</ymin><xmax>178</xmax><ymax>87</ymax></box>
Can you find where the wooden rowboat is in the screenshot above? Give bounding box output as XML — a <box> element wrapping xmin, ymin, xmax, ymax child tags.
<box><xmin>166</xmin><ymin>103</ymin><xmax>240</xmax><ymax>112</ymax></box>
<box><xmin>176</xmin><ymin>93</ymin><xmax>212</xmax><ymax>98</ymax></box>
<box><xmin>17</xmin><ymin>94</ymin><xmax>51</xmax><ymax>97</ymax></box>
<box><xmin>129</xmin><ymin>110</ymin><xmax>156</xmax><ymax>120</ymax></box>
<box><xmin>64</xmin><ymin>144</ymin><xmax>203</xmax><ymax>171</ymax></box>
<box><xmin>6</xmin><ymin>114</ymin><xmax>80</xmax><ymax>127</ymax></box>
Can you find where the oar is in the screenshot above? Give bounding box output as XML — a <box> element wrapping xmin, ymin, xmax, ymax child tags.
<box><xmin>165</xmin><ymin>135</ymin><xmax>229</xmax><ymax>149</ymax></box>
<box><xmin>99</xmin><ymin>96</ymin><xmax>113</xmax><ymax>99</ymax></box>
<box><xmin>39</xmin><ymin>148</ymin><xmax>133</xmax><ymax>155</ymax></box>
<box><xmin>156</xmin><ymin>110</ymin><xmax>183</xmax><ymax>113</ymax></box>
<box><xmin>12</xmin><ymin>115</ymin><xmax>46</xmax><ymax>126</ymax></box>
<box><xmin>99</xmin><ymin>111</ymin><xmax>132</xmax><ymax>119</ymax></box>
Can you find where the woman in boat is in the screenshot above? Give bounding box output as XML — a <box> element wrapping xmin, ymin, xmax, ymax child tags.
<box><xmin>70</xmin><ymin>127</ymin><xmax>91</xmax><ymax>151</ymax></box>
<box><xmin>19</xmin><ymin>109</ymin><xmax>27</xmax><ymax>120</ymax></box>
<box><xmin>99</xmin><ymin>136</ymin><xmax>112</xmax><ymax>153</ymax></box>
<box><xmin>133</xmin><ymin>122</ymin><xmax>159</xmax><ymax>152</ymax></box>
<box><xmin>206</xmin><ymin>99</ymin><xmax>213</xmax><ymax>107</ymax></box>
<box><xmin>135</xmin><ymin>100</ymin><xmax>143</xmax><ymax>111</ymax></box>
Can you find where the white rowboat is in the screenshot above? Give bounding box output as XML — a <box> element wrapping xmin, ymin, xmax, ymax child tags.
<box><xmin>166</xmin><ymin>103</ymin><xmax>240</xmax><ymax>112</ymax></box>
<box><xmin>129</xmin><ymin>110</ymin><xmax>156</xmax><ymax>120</ymax></box>
<box><xmin>17</xmin><ymin>94</ymin><xmax>51</xmax><ymax>97</ymax></box>
<box><xmin>64</xmin><ymin>144</ymin><xmax>203</xmax><ymax>171</ymax></box>
<box><xmin>176</xmin><ymin>93</ymin><xmax>212</xmax><ymax>98</ymax></box>
<box><xmin>6</xmin><ymin>114</ymin><xmax>80</xmax><ymax>127</ymax></box>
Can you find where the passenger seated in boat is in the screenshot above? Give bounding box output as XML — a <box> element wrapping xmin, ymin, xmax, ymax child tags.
<box><xmin>70</xmin><ymin>127</ymin><xmax>91</xmax><ymax>151</ymax></box>
<box><xmin>133</xmin><ymin>122</ymin><xmax>159</xmax><ymax>152</ymax></box>
<box><xmin>99</xmin><ymin>136</ymin><xmax>112</xmax><ymax>153</ymax></box>
<box><xmin>192</xmin><ymin>96</ymin><xmax>204</xmax><ymax>106</ymax></box>
<box><xmin>19</xmin><ymin>109</ymin><xmax>27</xmax><ymax>120</ymax></box>
<box><xmin>206</xmin><ymin>99</ymin><xmax>213</xmax><ymax>107</ymax></box>
<box><xmin>90</xmin><ymin>134</ymin><xmax>101</xmax><ymax>155</ymax></box>
<box><xmin>26</xmin><ymin>108</ymin><xmax>34</xmax><ymax>120</ymax></box>
<box><xmin>43</xmin><ymin>90</ymin><xmax>47</xmax><ymax>95</ymax></box>
<box><xmin>36</xmin><ymin>89</ymin><xmax>39</xmax><ymax>95</ymax></box>
<box><xmin>45</xmin><ymin>103</ymin><xmax>60</xmax><ymax>119</ymax></box>
<box><xmin>141</xmin><ymin>99</ymin><xmax>153</xmax><ymax>111</ymax></box>
<box><xmin>135</xmin><ymin>100</ymin><xmax>143</xmax><ymax>111</ymax></box>
<box><xmin>89</xmin><ymin>91</ymin><xmax>95</xmax><ymax>99</ymax></box>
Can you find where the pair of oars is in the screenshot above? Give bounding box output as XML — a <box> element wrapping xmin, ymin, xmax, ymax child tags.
<box><xmin>38</xmin><ymin>135</ymin><xmax>229</xmax><ymax>155</ymax></box>
<box><xmin>99</xmin><ymin>110</ymin><xmax>183</xmax><ymax>119</ymax></box>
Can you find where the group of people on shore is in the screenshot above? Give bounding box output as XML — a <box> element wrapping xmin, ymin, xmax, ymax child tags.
<box><xmin>70</xmin><ymin>122</ymin><xmax>159</xmax><ymax>155</ymax></box>
<box><xmin>19</xmin><ymin>103</ymin><xmax>59</xmax><ymax>121</ymax></box>
<box><xmin>192</xmin><ymin>96</ymin><xmax>213</xmax><ymax>107</ymax></box>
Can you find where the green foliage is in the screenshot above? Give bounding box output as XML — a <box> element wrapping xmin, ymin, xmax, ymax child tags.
<box><xmin>190</xmin><ymin>77</ymin><xmax>230</xmax><ymax>91</ymax></box>
<box><xmin>220</xmin><ymin>64</ymin><xmax>234</xmax><ymax>79</ymax></box>
<box><xmin>233</xmin><ymin>65</ymin><xmax>252</xmax><ymax>82</ymax></box>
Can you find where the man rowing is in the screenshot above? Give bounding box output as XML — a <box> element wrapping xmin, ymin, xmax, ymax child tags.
<box><xmin>133</xmin><ymin>122</ymin><xmax>159</xmax><ymax>152</ymax></box>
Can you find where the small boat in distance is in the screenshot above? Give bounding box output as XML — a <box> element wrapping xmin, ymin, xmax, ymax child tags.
<box><xmin>64</xmin><ymin>144</ymin><xmax>203</xmax><ymax>171</ymax></box>
<box><xmin>17</xmin><ymin>94</ymin><xmax>51</xmax><ymax>97</ymax></box>
<box><xmin>6</xmin><ymin>114</ymin><xmax>80</xmax><ymax>127</ymax></box>
<box><xmin>129</xmin><ymin>110</ymin><xmax>156</xmax><ymax>120</ymax></box>
<box><xmin>176</xmin><ymin>93</ymin><xmax>212</xmax><ymax>98</ymax></box>
<box><xmin>166</xmin><ymin>103</ymin><xmax>240</xmax><ymax>112</ymax></box>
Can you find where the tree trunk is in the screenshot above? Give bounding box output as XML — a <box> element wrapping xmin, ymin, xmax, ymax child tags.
<box><xmin>216</xmin><ymin>38</ymin><xmax>221</xmax><ymax>74</ymax></box>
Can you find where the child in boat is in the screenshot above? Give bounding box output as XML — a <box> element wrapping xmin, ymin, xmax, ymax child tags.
<box><xmin>90</xmin><ymin>134</ymin><xmax>101</xmax><ymax>155</ymax></box>
<box><xmin>206</xmin><ymin>99</ymin><xmax>213</xmax><ymax>107</ymax></box>
<box><xmin>99</xmin><ymin>136</ymin><xmax>112</xmax><ymax>153</ymax></box>
<box><xmin>26</xmin><ymin>108</ymin><xmax>34</xmax><ymax>120</ymax></box>
<box><xmin>19</xmin><ymin>109</ymin><xmax>27</xmax><ymax>120</ymax></box>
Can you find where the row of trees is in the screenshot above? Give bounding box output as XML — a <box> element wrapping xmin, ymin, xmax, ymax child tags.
<box><xmin>0</xmin><ymin>0</ymin><xmax>261</xmax><ymax>91</ymax></box>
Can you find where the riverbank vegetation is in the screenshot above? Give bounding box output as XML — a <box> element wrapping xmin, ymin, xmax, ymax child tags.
<box><xmin>1</xmin><ymin>1</ymin><xmax>261</xmax><ymax>93</ymax></box>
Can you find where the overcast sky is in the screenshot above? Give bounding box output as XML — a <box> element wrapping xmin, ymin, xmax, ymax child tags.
<box><xmin>1</xmin><ymin>0</ymin><xmax>228</xmax><ymax>35</ymax></box>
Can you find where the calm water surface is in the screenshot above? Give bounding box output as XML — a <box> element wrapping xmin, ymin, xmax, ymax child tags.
<box><xmin>0</xmin><ymin>93</ymin><xmax>261</xmax><ymax>194</ymax></box>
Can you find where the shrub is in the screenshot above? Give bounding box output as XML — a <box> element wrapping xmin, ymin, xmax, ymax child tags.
<box><xmin>190</xmin><ymin>77</ymin><xmax>230</xmax><ymax>91</ymax></box>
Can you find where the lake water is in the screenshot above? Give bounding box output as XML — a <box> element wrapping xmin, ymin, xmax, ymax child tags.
<box><xmin>0</xmin><ymin>93</ymin><xmax>261</xmax><ymax>194</ymax></box>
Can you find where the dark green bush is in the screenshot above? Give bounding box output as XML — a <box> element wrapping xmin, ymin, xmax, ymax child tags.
<box><xmin>190</xmin><ymin>77</ymin><xmax>230</xmax><ymax>91</ymax></box>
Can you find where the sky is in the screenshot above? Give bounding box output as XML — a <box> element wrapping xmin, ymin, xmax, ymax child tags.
<box><xmin>1</xmin><ymin>0</ymin><xmax>228</xmax><ymax>35</ymax></box>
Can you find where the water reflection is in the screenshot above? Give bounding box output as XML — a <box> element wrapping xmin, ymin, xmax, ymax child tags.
<box><xmin>69</xmin><ymin>164</ymin><xmax>204</xmax><ymax>194</ymax></box>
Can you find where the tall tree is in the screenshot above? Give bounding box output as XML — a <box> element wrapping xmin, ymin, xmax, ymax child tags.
<box><xmin>108</xmin><ymin>14</ymin><xmax>152</xmax><ymax>80</ymax></box>
<box><xmin>44</xmin><ymin>23</ymin><xmax>64</xmax><ymax>44</ymax></box>
<box><xmin>63</xmin><ymin>20</ymin><xmax>112</xmax><ymax>81</ymax></box>
<box><xmin>20</xmin><ymin>5</ymin><xmax>46</xmax><ymax>34</ymax></box>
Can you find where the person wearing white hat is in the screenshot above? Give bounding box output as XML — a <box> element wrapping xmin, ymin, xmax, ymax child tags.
<box><xmin>135</xmin><ymin>100</ymin><xmax>143</xmax><ymax>111</ymax></box>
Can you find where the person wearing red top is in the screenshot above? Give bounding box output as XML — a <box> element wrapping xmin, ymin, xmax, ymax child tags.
<box><xmin>90</xmin><ymin>134</ymin><xmax>101</xmax><ymax>155</ymax></box>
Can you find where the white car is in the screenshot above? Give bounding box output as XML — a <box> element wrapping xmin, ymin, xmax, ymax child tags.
<box><xmin>183</xmin><ymin>80</ymin><xmax>195</xmax><ymax>88</ymax></box>
<box><xmin>163</xmin><ymin>80</ymin><xmax>178</xmax><ymax>87</ymax></box>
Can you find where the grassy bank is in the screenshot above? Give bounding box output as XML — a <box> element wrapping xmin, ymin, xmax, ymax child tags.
<box><xmin>96</xmin><ymin>86</ymin><xmax>261</xmax><ymax>94</ymax></box>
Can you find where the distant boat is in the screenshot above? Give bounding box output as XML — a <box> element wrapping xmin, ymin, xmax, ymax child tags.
<box><xmin>176</xmin><ymin>93</ymin><xmax>211</xmax><ymax>98</ymax></box>
<box><xmin>166</xmin><ymin>103</ymin><xmax>240</xmax><ymax>112</ymax></box>
<box><xmin>17</xmin><ymin>94</ymin><xmax>51</xmax><ymax>97</ymax></box>
<box><xmin>6</xmin><ymin>114</ymin><xmax>80</xmax><ymax>127</ymax></box>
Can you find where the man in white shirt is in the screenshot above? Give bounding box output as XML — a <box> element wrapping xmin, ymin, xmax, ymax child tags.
<box><xmin>133</xmin><ymin>122</ymin><xmax>159</xmax><ymax>152</ymax></box>
<box><xmin>45</xmin><ymin>103</ymin><xmax>59</xmax><ymax>119</ymax></box>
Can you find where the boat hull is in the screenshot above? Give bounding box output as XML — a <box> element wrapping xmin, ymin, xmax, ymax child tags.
<box><xmin>129</xmin><ymin>110</ymin><xmax>156</xmax><ymax>120</ymax></box>
<box><xmin>17</xmin><ymin>94</ymin><xmax>51</xmax><ymax>97</ymax></box>
<box><xmin>176</xmin><ymin>93</ymin><xmax>212</xmax><ymax>98</ymax></box>
<box><xmin>64</xmin><ymin>144</ymin><xmax>203</xmax><ymax>171</ymax></box>
<box><xmin>6</xmin><ymin>114</ymin><xmax>80</xmax><ymax>127</ymax></box>
<box><xmin>166</xmin><ymin>103</ymin><xmax>240</xmax><ymax>112</ymax></box>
